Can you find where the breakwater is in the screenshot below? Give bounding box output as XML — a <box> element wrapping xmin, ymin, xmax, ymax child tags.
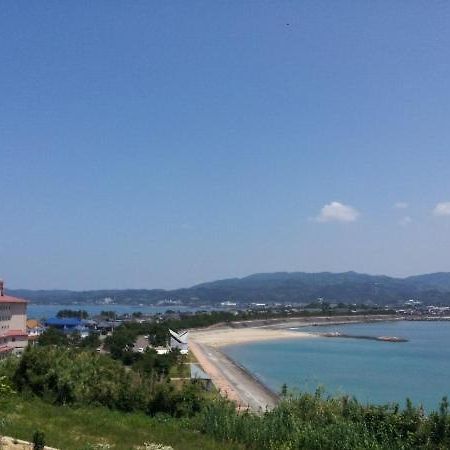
<box><xmin>320</xmin><ymin>332</ymin><xmax>408</xmax><ymax>342</ymax></box>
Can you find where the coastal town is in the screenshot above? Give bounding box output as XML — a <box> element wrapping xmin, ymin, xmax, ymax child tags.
<box><xmin>2</xmin><ymin>273</ymin><xmax>450</xmax><ymax>415</ymax></box>
<box><xmin>3</xmin><ymin>271</ymin><xmax>450</xmax><ymax>362</ymax></box>
<box><xmin>1</xmin><ymin>283</ymin><xmax>190</xmax><ymax>360</ymax></box>
<box><xmin>4</xmin><ymin>275</ymin><xmax>450</xmax><ymax>448</ymax></box>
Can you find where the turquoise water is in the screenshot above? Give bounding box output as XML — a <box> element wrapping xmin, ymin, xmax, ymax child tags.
<box><xmin>223</xmin><ymin>321</ymin><xmax>450</xmax><ymax>412</ymax></box>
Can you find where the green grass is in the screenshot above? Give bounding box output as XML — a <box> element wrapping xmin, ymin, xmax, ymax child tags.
<box><xmin>1</xmin><ymin>396</ymin><xmax>242</xmax><ymax>450</ymax></box>
<box><xmin>168</xmin><ymin>363</ymin><xmax>190</xmax><ymax>379</ymax></box>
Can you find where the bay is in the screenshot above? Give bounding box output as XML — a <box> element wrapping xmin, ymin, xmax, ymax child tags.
<box><xmin>223</xmin><ymin>321</ymin><xmax>450</xmax><ymax>412</ymax></box>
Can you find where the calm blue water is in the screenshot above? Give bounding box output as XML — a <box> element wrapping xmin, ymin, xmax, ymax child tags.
<box><xmin>223</xmin><ymin>321</ymin><xmax>450</xmax><ymax>412</ymax></box>
<box><xmin>28</xmin><ymin>303</ymin><xmax>208</xmax><ymax>319</ymax></box>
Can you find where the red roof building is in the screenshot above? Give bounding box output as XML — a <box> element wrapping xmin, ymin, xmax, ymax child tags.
<box><xmin>0</xmin><ymin>295</ymin><xmax>27</xmax><ymax>304</ymax></box>
<box><xmin>0</xmin><ymin>280</ymin><xmax>28</xmax><ymax>358</ymax></box>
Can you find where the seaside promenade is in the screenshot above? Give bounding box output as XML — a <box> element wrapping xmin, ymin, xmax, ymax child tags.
<box><xmin>190</xmin><ymin>340</ymin><xmax>279</xmax><ymax>412</ymax></box>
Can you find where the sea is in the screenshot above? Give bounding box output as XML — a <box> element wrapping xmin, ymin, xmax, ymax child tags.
<box><xmin>222</xmin><ymin>321</ymin><xmax>450</xmax><ymax>412</ymax></box>
<box><xmin>28</xmin><ymin>303</ymin><xmax>209</xmax><ymax>319</ymax></box>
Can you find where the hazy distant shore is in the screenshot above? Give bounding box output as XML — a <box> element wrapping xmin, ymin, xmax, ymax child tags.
<box><xmin>265</xmin><ymin>314</ymin><xmax>401</xmax><ymax>329</ymax></box>
<box><xmin>202</xmin><ymin>314</ymin><xmax>401</xmax><ymax>334</ymax></box>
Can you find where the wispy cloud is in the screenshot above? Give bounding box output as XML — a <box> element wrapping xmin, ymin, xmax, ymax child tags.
<box><xmin>315</xmin><ymin>201</ymin><xmax>360</xmax><ymax>223</ymax></box>
<box><xmin>394</xmin><ymin>202</ymin><xmax>408</xmax><ymax>209</ymax></box>
<box><xmin>433</xmin><ymin>202</ymin><xmax>450</xmax><ymax>217</ymax></box>
<box><xmin>399</xmin><ymin>216</ymin><xmax>412</xmax><ymax>226</ymax></box>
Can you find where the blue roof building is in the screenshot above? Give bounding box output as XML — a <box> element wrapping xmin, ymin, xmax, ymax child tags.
<box><xmin>45</xmin><ymin>318</ymin><xmax>90</xmax><ymax>336</ymax></box>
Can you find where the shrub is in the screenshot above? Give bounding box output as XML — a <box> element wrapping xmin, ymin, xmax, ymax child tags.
<box><xmin>32</xmin><ymin>430</ymin><xmax>45</xmax><ymax>450</ymax></box>
<box><xmin>197</xmin><ymin>393</ymin><xmax>450</xmax><ymax>450</ymax></box>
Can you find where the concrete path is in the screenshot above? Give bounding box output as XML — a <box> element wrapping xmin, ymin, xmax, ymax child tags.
<box><xmin>190</xmin><ymin>340</ymin><xmax>279</xmax><ymax>413</ymax></box>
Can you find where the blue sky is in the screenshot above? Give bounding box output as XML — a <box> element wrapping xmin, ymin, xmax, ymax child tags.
<box><xmin>1</xmin><ymin>1</ymin><xmax>450</xmax><ymax>289</ymax></box>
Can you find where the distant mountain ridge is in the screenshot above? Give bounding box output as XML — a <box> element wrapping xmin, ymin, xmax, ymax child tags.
<box><xmin>404</xmin><ymin>272</ymin><xmax>450</xmax><ymax>291</ymax></box>
<box><xmin>8</xmin><ymin>271</ymin><xmax>450</xmax><ymax>306</ymax></box>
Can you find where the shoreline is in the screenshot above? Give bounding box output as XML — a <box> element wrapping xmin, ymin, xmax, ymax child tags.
<box><xmin>189</xmin><ymin>314</ymin><xmax>399</xmax><ymax>411</ymax></box>
<box><xmin>190</xmin><ymin>314</ymin><xmax>400</xmax><ymax>347</ymax></box>
<box><xmin>230</xmin><ymin>314</ymin><xmax>401</xmax><ymax>330</ymax></box>
<box><xmin>189</xmin><ymin>340</ymin><xmax>279</xmax><ymax>411</ymax></box>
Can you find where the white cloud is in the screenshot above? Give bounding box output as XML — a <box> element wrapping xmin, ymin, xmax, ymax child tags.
<box><xmin>399</xmin><ymin>216</ymin><xmax>412</xmax><ymax>226</ymax></box>
<box><xmin>433</xmin><ymin>202</ymin><xmax>450</xmax><ymax>217</ymax></box>
<box><xmin>315</xmin><ymin>201</ymin><xmax>360</xmax><ymax>223</ymax></box>
<box><xmin>394</xmin><ymin>202</ymin><xmax>408</xmax><ymax>209</ymax></box>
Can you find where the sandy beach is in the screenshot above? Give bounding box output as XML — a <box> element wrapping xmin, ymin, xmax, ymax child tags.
<box><xmin>190</xmin><ymin>326</ymin><xmax>316</xmax><ymax>347</ymax></box>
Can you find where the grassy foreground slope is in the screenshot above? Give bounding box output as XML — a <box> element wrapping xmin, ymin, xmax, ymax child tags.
<box><xmin>3</xmin><ymin>386</ymin><xmax>450</xmax><ymax>449</ymax></box>
<box><xmin>1</xmin><ymin>396</ymin><xmax>242</xmax><ymax>450</ymax></box>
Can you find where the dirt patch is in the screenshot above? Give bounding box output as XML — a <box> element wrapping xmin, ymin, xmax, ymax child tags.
<box><xmin>0</xmin><ymin>436</ymin><xmax>57</xmax><ymax>450</ymax></box>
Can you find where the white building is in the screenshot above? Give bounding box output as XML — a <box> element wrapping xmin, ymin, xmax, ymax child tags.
<box><xmin>0</xmin><ymin>280</ymin><xmax>28</xmax><ymax>358</ymax></box>
<box><xmin>169</xmin><ymin>329</ymin><xmax>189</xmax><ymax>355</ymax></box>
<box><xmin>155</xmin><ymin>346</ymin><xmax>170</xmax><ymax>355</ymax></box>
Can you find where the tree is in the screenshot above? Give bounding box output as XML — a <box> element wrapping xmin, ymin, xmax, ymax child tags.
<box><xmin>57</xmin><ymin>309</ymin><xmax>88</xmax><ymax>319</ymax></box>
<box><xmin>133</xmin><ymin>349</ymin><xmax>158</xmax><ymax>375</ymax></box>
<box><xmin>101</xmin><ymin>311</ymin><xmax>117</xmax><ymax>319</ymax></box>
<box><xmin>104</xmin><ymin>328</ymin><xmax>135</xmax><ymax>361</ymax></box>
<box><xmin>13</xmin><ymin>346</ymin><xmax>141</xmax><ymax>408</ymax></box>
<box><xmin>80</xmin><ymin>333</ymin><xmax>101</xmax><ymax>349</ymax></box>
<box><xmin>38</xmin><ymin>328</ymin><xmax>68</xmax><ymax>347</ymax></box>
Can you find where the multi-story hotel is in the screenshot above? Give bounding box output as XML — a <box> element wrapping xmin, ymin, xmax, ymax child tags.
<box><xmin>0</xmin><ymin>280</ymin><xmax>28</xmax><ymax>359</ymax></box>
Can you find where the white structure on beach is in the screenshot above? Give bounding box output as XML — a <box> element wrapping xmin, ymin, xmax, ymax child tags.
<box><xmin>169</xmin><ymin>329</ymin><xmax>189</xmax><ymax>354</ymax></box>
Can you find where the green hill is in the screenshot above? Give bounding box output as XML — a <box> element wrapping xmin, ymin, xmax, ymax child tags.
<box><xmin>8</xmin><ymin>271</ymin><xmax>450</xmax><ymax>306</ymax></box>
